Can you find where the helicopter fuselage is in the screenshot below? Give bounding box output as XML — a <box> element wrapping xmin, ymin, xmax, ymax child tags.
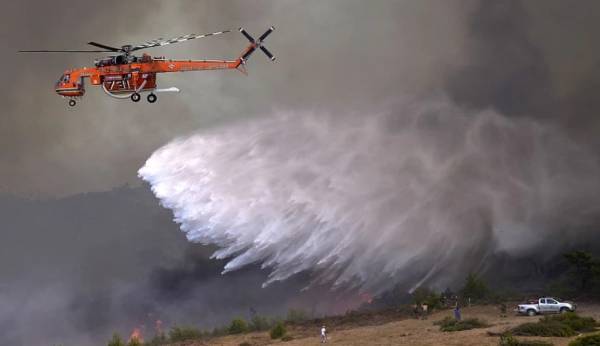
<box><xmin>55</xmin><ymin>53</ymin><xmax>243</xmax><ymax>99</ymax></box>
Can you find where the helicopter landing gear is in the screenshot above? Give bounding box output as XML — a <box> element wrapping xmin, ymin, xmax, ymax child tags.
<box><xmin>147</xmin><ymin>93</ymin><xmax>157</xmax><ymax>103</ymax></box>
<box><xmin>68</xmin><ymin>99</ymin><xmax>77</xmax><ymax>107</ymax></box>
<box><xmin>131</xmin><ymin>92</ymin><xmax>141</xmax><ymax>102</ymax></box>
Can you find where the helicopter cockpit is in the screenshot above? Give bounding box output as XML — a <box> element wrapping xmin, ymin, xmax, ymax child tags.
<box><xmin>55</xmin><ymin>73</ymin><xmax>72</xmax><ymax>88</ymax></box>
<box><xmin>94</xmin><ymin>55</ymin><xmax>140</xmax><ymax>67</ymax></box>
<box><xmin>55</xmin><ymin>72</ymin><xmax>84</xmax><ymax>100</ymax></box>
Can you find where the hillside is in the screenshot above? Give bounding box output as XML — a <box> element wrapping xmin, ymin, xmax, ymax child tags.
<box><xmin>164</xmin><ymin>304</ymin><xmax>600</xmax><ymax>346</ymax></box>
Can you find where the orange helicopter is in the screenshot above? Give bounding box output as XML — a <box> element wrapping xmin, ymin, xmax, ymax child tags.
<box><xmin>19</xmin><ymin>27</ymin><xmax>275</xmax><ymax>106</ymax></box>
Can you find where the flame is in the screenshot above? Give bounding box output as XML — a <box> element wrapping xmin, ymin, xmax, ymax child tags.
<box><xmin>129</xmin><ymin>327</ymin><xmax>143</xmax><ymax>343</ymax></box>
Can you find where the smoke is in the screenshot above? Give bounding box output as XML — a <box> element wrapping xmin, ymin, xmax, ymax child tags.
<box><xmin>139</xmin><ymin>95</ymin><xmax>600</xmax><ymax>294</ymax></box>
<box><xmin>0</xmin><ymin>188</ymin><xmax>347</xmax><ymax>346</ymax></box>
<box><xmin>3</xmin><ymin>1</ymin><xmax>600</xmax><ymax>344</ymax></box>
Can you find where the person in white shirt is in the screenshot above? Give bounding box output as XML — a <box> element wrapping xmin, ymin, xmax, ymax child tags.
<box><xmin>320</xmin><ymin>325</ymin><xmax>327</xmax><ymax>343</ymax></box>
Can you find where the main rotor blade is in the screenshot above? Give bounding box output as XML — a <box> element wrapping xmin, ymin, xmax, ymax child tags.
<box><xmin>87</xmin><ymin>42</ymin><xmax>122</xmax><ymax>52</ymax></box>
<box><xmin>259</xmin><ymin>46</ymin><xmax>276</xmax><ymax>61</ymax></box>
<box><xmin>131</xmin><ymin>30</ymin><xmax>231</xmax><ymax>51</ymax></box>
<box><xmin>19</xmin><ymin>49</ymin><xmax>113</xmax><ymax>53</ymax></box>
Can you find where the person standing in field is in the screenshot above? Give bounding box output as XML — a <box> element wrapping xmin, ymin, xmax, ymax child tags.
<box><xmin>454</xmin><ymin>302</ymin><xmax>462</xmax><ymax>321</ymax></box>
<box><xmin>421</xmin><ymin>303</ymin><xmax>429</xmax><ymax>319</ymax></box>
<box><xmin>320</xmin><ymin>325</ymin><xmax>327</xmax><ymax>343</ymax></box>
<box><xmin>412</xmin><ymin>303</ymin><xmax>420</xmax><ymax>319</ymax></box>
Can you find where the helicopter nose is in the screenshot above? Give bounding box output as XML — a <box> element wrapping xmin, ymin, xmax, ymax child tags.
<box><xmin>55</xmin><ymin>83</ymin><xmax>85</xmax><ymax>97</ymax></box>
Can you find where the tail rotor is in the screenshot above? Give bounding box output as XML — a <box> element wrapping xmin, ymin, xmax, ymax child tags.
<box><xmin>239</xmin><ymin>27</ymin><xmax>276</xmax><ymax>63</ymax></box>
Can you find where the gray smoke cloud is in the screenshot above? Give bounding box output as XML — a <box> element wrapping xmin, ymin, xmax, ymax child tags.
<box><xmin>0</xmin><ymin>0</ymin><xmax>472</xmax><ymax>196</ymax></box>
<box><xmin>139</xmin><ymin>96</ymin><xmax>600</xmax><ymax>294</ymax></box>
<box><xmin>0</xmin><ymin>188</ymin><xmax>345</xmax><ymax>346</ymax></box>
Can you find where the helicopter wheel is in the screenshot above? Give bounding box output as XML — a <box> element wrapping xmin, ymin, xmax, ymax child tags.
<box><xmin>68</xmin><ymin>99</ymin><xmax>76</xmax><ymax>107</ymax></box>
<box><xmin>147</xmin><ymin>93</ymin><xmax>157</xmax><ymax>103</ymax></box>
<box><xmin>131</xmin><ymin>92</ymin><xmax>141</xmax><ymax>102</ymax></box>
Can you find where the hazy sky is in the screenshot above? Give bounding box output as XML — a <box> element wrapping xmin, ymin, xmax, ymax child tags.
<box><xmin>2</xmin><ymin>0</ymin><xmax>598</xmax><ymax>196</ymax></box>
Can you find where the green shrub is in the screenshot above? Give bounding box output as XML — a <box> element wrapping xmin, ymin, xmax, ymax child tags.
<box><xmin>270</xmin><ymin>322</ymin><xmax>287</xmax><ymax>339</ymax></box>
<box><xmin>511</xmin><ymin>313</ymin><xmax>598</xmax><ymax>337</ymax></box>
<box><xmin>569</xmin><ymin>333</ymin><xmax>600</xmax><ymax>346</ymax></box>
<box><xmin>228</xmin><ymin>318</ymin><xmax>249</xmax><ymax>334</ymax></box>
<box><xmin>500</xmin><ymin>333</ymin><xmax>553</xmax><ymax>346</ymax></box>
<box><xmin>107</xmin><ymin>333</ymin><xmax>125</xmax><ymax>346</ymax></box>
<box><xmin>168</xmin><ymin>325</ymin><xmax>202</xmax><ymax>342</ymax></box>
<box><xmin>546</xmin><ymin>313</ymin><xmax>598</xmax><ymax>333</ymax></box>
<box><xmin>281</xmin><ymin>335</ymin><xmax>294</xmax><ymax>341</ymax></box>
<box><xmin>286</xmin><ymin>309</ymin><xmax>308</xmax><ymax>323</ymax></box>
<box><xmin>249</xmin><ymin>315</ymin><xmax>272</xmax><ymax>331</ymax></box>
<box><xmin>434</xmin><ymin>316</ymin><xmax>489</xmax><ymax>332</ymax></box>
<box><xmin>511</xmin><ymin>320</ymin><xmax>575</xmax><ymax>337</ymax></box>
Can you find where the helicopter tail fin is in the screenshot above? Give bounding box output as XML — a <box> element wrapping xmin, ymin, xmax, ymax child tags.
<box><xmin>238</xmin><ymin>27</ymin><xmax>276</xmax><ymax>65</ymax></box>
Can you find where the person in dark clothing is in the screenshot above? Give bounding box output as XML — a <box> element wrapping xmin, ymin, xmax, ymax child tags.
<box><xmin>454</xmin><ymin>302</ymin><xmax>462</xmax><ymax>321</ymax></box>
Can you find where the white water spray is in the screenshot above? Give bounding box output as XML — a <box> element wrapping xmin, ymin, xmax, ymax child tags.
<box><xmin>139</xmin><ymin>96</ymin><xmax>600</xmax><ymax>293</ymax></box>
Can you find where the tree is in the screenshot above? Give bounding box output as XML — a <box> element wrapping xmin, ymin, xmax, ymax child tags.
<box><xmin>412</xmin><ymin>287</ymin><xmax>441</xmax><ymax>309</ymax></box>
<box><xmin>107</xmin><ymin>333</ymin><xmax>125</xmax><ymax>346</ymax></box>
<box><xmin>461</xmin><ymin>273</ymin><xmax>488</xmax><ymax>302</ymax></box>
<box><xmin>564</xmin><ymin>250</ymin><xmax>598</xmax><ymax>291</ymax></box>
<box><xmin>126</xmin><ymin>338</ymin><xmax>142</xmax><ymax>346</ymax></box>
<box><xmin>146</xmin><ymin>333</ymin><xmax>167</xmax><ymax>346</ymax></box>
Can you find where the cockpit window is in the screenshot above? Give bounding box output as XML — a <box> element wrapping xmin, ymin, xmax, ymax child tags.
<box><xmin>57</xmin><ymin>74</ymin><xmax>70</xmax><ymax>83</ymax></box>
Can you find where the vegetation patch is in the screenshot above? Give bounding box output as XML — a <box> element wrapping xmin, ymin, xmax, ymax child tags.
<box><xmin>511</xmin><ymin>320</ymin><xmax>576</xmax><ymax>337</ymax></box>
<box><xmin>412</xmin><ymin>287</ymin><xmax>442</xmax><ymax>310</ymax></box>
<box><xmin>228</xmin><ymin>318</ymin><xmax>249</xmax><ymax>334</ymax></box>
<box><xmin>568</xmin><ymin>333</ymin><xmax>600</xmax><ymax>346</ymax></box>
<box><xmin>286</xmin><ymin>308</ymin><xmax>308</xmax><ymax>323</ymax></box>
<box><xmin>107</xmin><ymin>333</ymin><xmax>125</xmax><ymax>346</ymax></box>
<box><xmin>552</xmin><ymin>313</ymin><xmax>599</xmax><ymax>333</ymax></box>
<box><xmin>510</xmin><ymin>313</ymin><xmax>598</xmax><ymax>337</ymax></box>
<box><xmin>249</xmin><ymin>315</ymin><xmax>272</xmax><ymax>331</ymax></box>
<box><xmin>499</xmin><ymin>333</ymin><xmax>553</xmax><ymax>346</ymax></box>
<box><xmin>270</xmin><ymin>321</ymin><xmax>287</xmax><ymax>339</ymax></box>
<box><xmin>434</xmin><ymin>316</ymin><xmax>489</xmax><ymax>332</ymax></box>
<box><xmin>168</xmin><ymin>325</ymin><xmax>203</xmax><ymax>342</ymax></box>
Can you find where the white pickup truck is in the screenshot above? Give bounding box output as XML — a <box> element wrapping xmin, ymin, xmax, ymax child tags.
<box><xmin>516</xmin><ymin>297</ymin><xmax>576</xmax><ymax>316</ymax></box>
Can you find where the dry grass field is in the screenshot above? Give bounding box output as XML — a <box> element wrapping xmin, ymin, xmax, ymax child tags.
<box><xmin>167</xmin><ymin>304</ymin><xmax>600</xmax><ymax>346</ymax></box>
